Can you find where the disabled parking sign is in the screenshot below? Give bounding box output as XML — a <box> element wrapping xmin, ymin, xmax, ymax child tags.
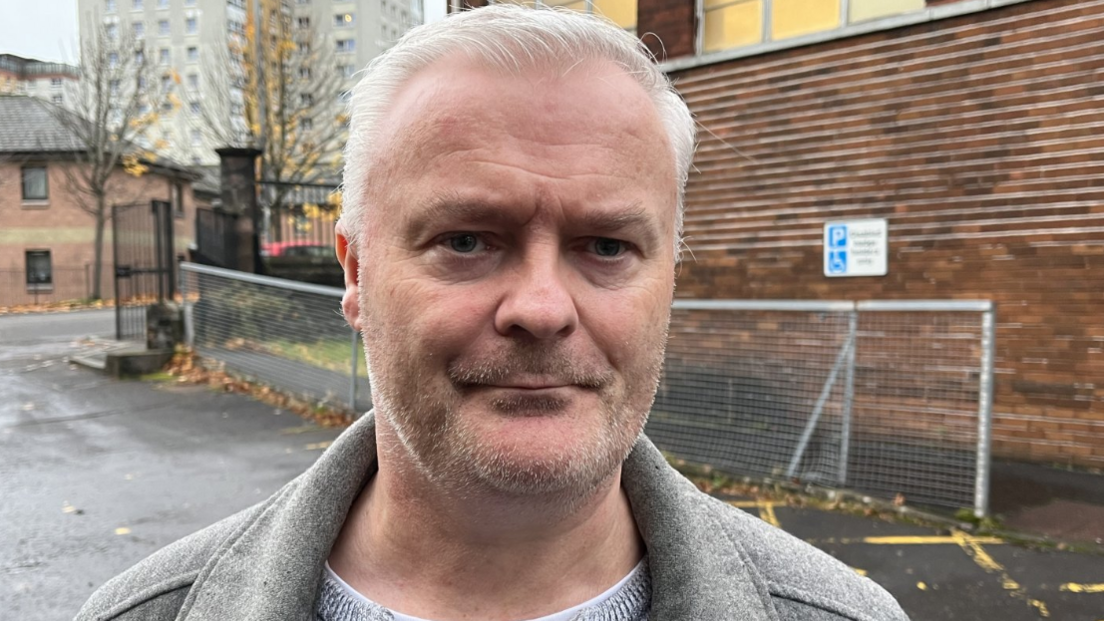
<box><xmin>823</xmin><ymin>219</ymin><xmax>887</xmax><ymax>277</ymax></box>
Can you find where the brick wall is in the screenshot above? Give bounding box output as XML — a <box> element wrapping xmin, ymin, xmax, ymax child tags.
<box><xmin>0</xmin><ymin>160</ymin><xmax>197</xmax><ymax>306</ymax></box>
<box><xmin>667</xmin><ymin>0</ymin><xmax>1104</xmax><ymax>466</ymax></box>
<box><xmin>638</xmin><ymin>0</ymin><xmax>696</xmax><ymax>61</ymax></box>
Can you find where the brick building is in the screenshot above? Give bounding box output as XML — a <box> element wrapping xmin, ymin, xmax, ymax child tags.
<box><xmin>0</xmin><ymin>95</ymin><xmax>200</xmax><ymax>307</ymax></box>
<box><xmin>452</xmin><ymin>0</ymin><xmax>1104</xmax><ymax>468</ymax></box>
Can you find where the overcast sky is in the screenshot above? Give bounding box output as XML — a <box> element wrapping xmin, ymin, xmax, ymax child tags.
<box><xmin>0</xmin><ymin>0</ymin><xmax>446</xmax><ymax>64</ymax></box>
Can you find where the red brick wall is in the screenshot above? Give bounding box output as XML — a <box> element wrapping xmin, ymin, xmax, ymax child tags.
<box><xmin>668</xmin><ymin>0</ymin><xmax>1104</xmax><ymax>466</ymax></box>
<box><xmin>0</xmin><ymin>160</ymin><xmax>197</xmax><ymax>306</ymax></box>
<box><xmin>638</xmin><ymin>0</ymin><xmax>696</xmax><ymax>61</ymax></box>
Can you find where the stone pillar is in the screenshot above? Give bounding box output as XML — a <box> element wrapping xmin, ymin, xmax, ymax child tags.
<box><xmin>215</xmin><ymin>147</ymin><xmax>262</xmax><ymax>274</ymax></box>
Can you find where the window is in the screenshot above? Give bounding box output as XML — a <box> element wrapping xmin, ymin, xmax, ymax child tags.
<box><xmin>133</xmin><ymin>0</ymin><xmax>142</xmax><ymax>9</ymax></box>
<box><xmin>297</xmin><ymin>16</ymin><xmax>310</xmax><ymax>28</ymax></box>
<box><xmin>161</xmin><ymin>74</ymin><xmax>172</xmax><ymax>89</ymax></box>
<box><xmin>158</xmin><ymin>0</ymin><xmax>168</xmax><ymax>6</ymax></box>
<box><xmin>134</xmin><ymin>49</ymin><xmax>144</xmax><ymax>64</ymax></box>
<box><xmin>133</xmin><ymin>21</ymin><xmax>145</xmax><ymax>37</ymax></box>
<box><xmin>171</xmin><ymin>183</ymin><xmax>184</xmax><ymax>218</ymax></box>
<box><xmin>139</xmin><ymin>103</ymin><xmax>150</xmax><ymax>113</ymax></box>
<box><xmin>185</xmin><ymin>0</ymin><xmax>195</xmax><ymax>5</ymax></box>
<box><xmin>25</xmin><ymin>251</ymin><xmax>53</xmax><ymax>290</ymax></box>
<box><xmin>187</xmin><ymin>46</ymin><xmax>198</xmax><ymax>61</ymax></box>
<box><xmin>106</xmin><ymin>23</ymin><xmax>118</xmax><ymax>38</ymax></box>
<box><xmin>159</xmin><ymin>19</ymin><xmax>170</xmax><ymax>34</ymax></box>
<box><xmin>160</xmin><ymin>48</ymin><xmax>170</xmax><ymax>64</ymax></box>
<box><xmin>107</xmin><ymin>0</ymin><xmax>117</xmax><ymax>12</ymax></box>
<box><xmin>21</xmin><ymin>166</ymin><xmax>48</xmax><ymax>201</ymax></box>
<box><xmin>52</xmin><ymin>94</ymin><xmax>63</xmax><ymax>105</ymax></box>
<box><xmin>186</xmin><ymin>17</ymin><xmax>197</xmax><ymax>33</ymax></box>
<box><xmin>297</xmin><ymin>0</ymin><xmax>310</xmax><ymax>4</ymax></box>
<box><xmin>161</xmin><ymin>99</ymin><xmax>173</xmax><ymax>111</ymax></box>
<box><xmin>50</xmin><ymin>78</ymin><xmax>62</xmax><ymax>88</ymax></box>
<box><xmin>191</xmin><ymin>129</ymin><xmax>201</xmax><ymax>145</ymax></box>
<box><xmin>300</xmin><ymin>93</ymin><xmax>313</xmax><ymax>106</ymax></box>
<box><xmin>108</xmin><ymin>52</ymin><xmax>119</xmax><ymax>67</ymax></box>
<box><xmin>334</xmin><ymin>13</ymin><xmax>354</xmax><ymax>26</ymax></box>
<box><xmin>337</xmin><ymin>64</ymin><xmax>354</xmax><ymax>78</ymax></box>
<box><xmin>187</xmin><ymin>73</ymin><xmax>198</xmax><ymax>90</ymax></box>
<box><xmin>297</xmin><ymin>41</ymin><xmax>310</xmax><ymax>53</ymax></box>
<box><xmin>300</xmin><ymin>117</ymin><xmax>312</xmax><ymax>130</ymax></box>
<box><xmin>137</xmin><ymin>75</ymin><xmax>147</xmax><ymax>88</ymax></box>
<box><xmin>110</xmin><ymin>79</ymin><xmax>120</xmax><ymax>94</ymax></box>
<box><xmin>299</xmin><ymin>66</ymin><xmax>311</xmax><ymax>79</ymax></box>
<box><xmin>189</xmin><ymin>101</ymin><xmax>200</xmax><ymax>114</ymax></box>
<box><xmin>335</xmin><ymin>38</ymin><xmax>354</xmax><ymax>53</ymax></box>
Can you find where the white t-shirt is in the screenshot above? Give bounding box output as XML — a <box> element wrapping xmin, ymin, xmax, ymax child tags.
<box><xmin>324</xmin><ymin>559</ymin><xmax>647</xmax><ymax>621</ymax></box>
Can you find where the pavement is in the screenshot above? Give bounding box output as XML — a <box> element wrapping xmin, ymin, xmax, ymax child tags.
<box><xmin>2</xmin><ymin>309</ymin><xmax>1103</xmax><ymax>620</ymax></box>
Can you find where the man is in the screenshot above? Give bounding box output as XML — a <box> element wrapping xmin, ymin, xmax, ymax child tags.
<box><xmin>78</xmin><ymin>6</ymin><xmax>908</xmax><ymax>621</ymax></box>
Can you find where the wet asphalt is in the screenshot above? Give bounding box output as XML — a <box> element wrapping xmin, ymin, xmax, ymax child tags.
<box><xmin>2</xmin><ymin>310</ymin><xmax>1103</xmax><ymax>620</ymax></box>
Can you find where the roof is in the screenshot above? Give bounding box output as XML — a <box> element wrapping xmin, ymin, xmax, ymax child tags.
<box><xmin>0</xmin><ymin>95</ymin><xmax>197</xmax><ymax>179</ymax></box>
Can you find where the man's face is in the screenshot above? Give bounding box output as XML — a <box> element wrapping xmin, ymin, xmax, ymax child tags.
<box><xmin>349</xmin><ymin>57</ymin><xmax>678</xmax><ymax>499</ymax></box>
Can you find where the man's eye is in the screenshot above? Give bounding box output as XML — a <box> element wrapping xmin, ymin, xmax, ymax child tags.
<box><xmin>591</xmin><ymin>237</ymin><xmax>627</xmax><ymax>257</ymax></box>
<box><xmin>447</xmin><ymin>233</ymin><xmax>482</xmax><ymax>253</ymax></box>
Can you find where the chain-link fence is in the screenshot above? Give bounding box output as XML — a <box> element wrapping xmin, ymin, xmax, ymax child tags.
<box><xmin>180</xmin><ymin>262</ymin><xmax>994</xmax><ymax>515</ymax></box>
<box><xmin>649</xmin><ymin>300</ymin><xmax>994</xmax><ymax>516</ymax></box>
<box><xmin>180</xmin><ymin>263</ymin><xmax>371</xmax><ymax>414</ymax></box>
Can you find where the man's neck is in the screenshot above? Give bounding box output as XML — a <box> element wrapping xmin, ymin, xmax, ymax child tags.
<box><xmin>328</xmin><ymin>432</ymin><xmax>644</xmax><ymax>621</ymax></box>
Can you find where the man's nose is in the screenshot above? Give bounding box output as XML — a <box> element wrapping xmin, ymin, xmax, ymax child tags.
<box><xmin>494</xmin><ymin>251</ymin><xmax>578</xmax><ymax>340</ymax></box>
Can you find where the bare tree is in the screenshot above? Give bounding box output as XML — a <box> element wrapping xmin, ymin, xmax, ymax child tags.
<box><xmin>194</xmin><ymin>0</ymin><xmax>348</xmax><ymax>211</ymax></box>
<box><xmin>51</xmin><ymin>24</ymin><xmax>176</xmax><ymax>300</ymax></box>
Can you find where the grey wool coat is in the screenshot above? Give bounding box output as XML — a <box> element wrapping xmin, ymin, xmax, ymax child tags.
<box><xmin>76</xmin><ymin>412</ymin><xmax>909</xmax><ymax>621</ymax></box>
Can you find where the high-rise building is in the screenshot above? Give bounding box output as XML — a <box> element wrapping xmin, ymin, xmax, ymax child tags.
<box><xmin>76</xmin><ymin>0</ymin><xmax>423</xmax><ymax>166</ymax></box>
<box><xmin>0</xmin><ymin>54</ymin><xmax>80</xmax><ymax>110</ymax></box>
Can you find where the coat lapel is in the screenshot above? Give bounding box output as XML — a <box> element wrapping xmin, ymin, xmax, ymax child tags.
<box><xmin>180</xmin><ymin>414</ymin><xmax>777</xmax><ymax>620</ymax></box>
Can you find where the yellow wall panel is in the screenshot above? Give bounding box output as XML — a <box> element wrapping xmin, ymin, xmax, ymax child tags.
<box><xmin>772</xmin><ymin>0</ymin><xmax>839</xmax><ymax>41</ymax></box>
<box><xmin>703</xmin><ymin>0</ymin><xmax>763</xmax><ymax>54</ymax></box>
<box><xmin>849</xmin><ymin>0</ymin><xmax>924</xmax><ymax>24</ymax></box>
<box><xmin>593</xmin><ymin>0</ymin><xmax>637</xmax><ymax>29</ymax></box>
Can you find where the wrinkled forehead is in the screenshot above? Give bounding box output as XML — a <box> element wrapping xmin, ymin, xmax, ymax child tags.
<box><xmin>367</xmin><ymin>56</ymin><xmax>676</xmax><ymax>182</ymax></box>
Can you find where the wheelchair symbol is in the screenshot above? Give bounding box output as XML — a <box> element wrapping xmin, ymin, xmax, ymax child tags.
<box><xmin>828</xmin><ymin>250</ymin><xmax>847</xmax><ymax>274</ymax></box>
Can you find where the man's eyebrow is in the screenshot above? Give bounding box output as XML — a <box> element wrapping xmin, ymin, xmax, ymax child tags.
<box><xmin>403</xmin><ymin>193</ymin><xmax>516</xmax><ymax>239</ymax></box>
<box><xmin>577</xmin><ymin>205</ymin><xmax>662</xmax><ymax>249</ymax></box>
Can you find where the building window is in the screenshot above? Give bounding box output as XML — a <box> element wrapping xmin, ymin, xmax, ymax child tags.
<box><xmin>187</xmin><ymin>73</ymin><xmax>199</xmax><ymax>90</ymax></box>
<box><xmin>186</xmin><ymin>17</ymin><xmax>197</xmax><ymax>33</ymax></box>
<box><xmin>159</xmin><ymin>19</ymin><xmax>170</xmax><ymax>34</ymax></box>
<box><xmin>297</xmin><ymin>41</ymin><xmax>310</xmax><ymax>53</ymax></box>
<box><xmin>52</xmin><ymin>95</ymin><xmax>64</xmax><ymax>105</ymax></box>
<box><xmin>25</xmin><ymin>251</ymin><xmax>53</xmax><ymax>290</ymax></box>
<box><xmin>299</xmin><ymin>66</ymin><xmax>311</xmax><ymax>79</ymax></box>
<box><xmin>133</xmin><ymin>0</ymin><xmax>143</xmax><ymax>9</ymax></box>
<box><xmin>300</xmin><ymin>117</ymin><xmax>312</xmax><ymax>130</ymax></box>
<box><xmin>133</xmin><ymin>21</ymin><xmax>145</xmax><ymax>37</ymax></box>
<box><xmin>337</xmin><ymin>64</ymin><xmax>354</xmax><ymax>78</ymax></box>
<box><xmin>158</xmin><ymin>0</ymin><xmax>169</xmax><ymax>7</ymax></box>
<box><xmin>107</xmin><ymin>0</ymin><xmax>117</xmax><ymax>12</ymax></box>
<box><xmin>135</xmin><ymin>49</ymin><xmax>144</xmax><ymax>63</ymax></box>
<box><xmin>160</xmin><ymin>48</ymin><xmax>170</xmax><ymax>64</ymax></box>
<box><xmin>50</xmin><ymin>78</ymin><xmax>63</xmax><ymax>88</ymax></box>
<box><xmin>300</xmin><ymin>93</ymin><xmax>313</xmax><ymax>106</ymax></box>
<box><xmin>22</xmin><ymin>166</ymin><xmax>48</xmax><ymax>200</ymax></box>
<box><xmin>185</xmin><ymin>0</ymin><xmax>195</xmax><ymax>5</ymax></box>
<box><xmin>297</xmin><ymin>16</ymin><xmax>310</xmax><ymax>28</ymax></box>
<box><xmin>190</xmin><ymin>101</ymin><xmax>200</xmax><ymax>114</ymax></box>
<box><xmin>334</xmin><ymin>13</ymin><xmax>354</xmax><ymax>26</ymax></box>
<box><xmin>108</xmin><ymin>52</ymin><xmax>119</xmax><ymax>67</ymax></box>
<box><xmin>106</xmin><ymin>22</ymin><xmax>118</xmax><ymax>38</ymax></box>
<box><xmin>171</xmin><ymin>183</ymin><xmax>184</xmax><ymax>218</ymax></box>
<box><xmin>297</xmin><ymin>0</ymin><xmax>309</xmax><ymax>4</ymax></box>
<box><xmin>161</xmin><ymin>74</ymin><xmax>172</xmax><ymax>89</ymax></box>
<box><xmin>110</xmin><ymin>79</ymin><xmax>120</xmax><ymax>94</ymax></box>
<box><xmin>191</xmin><ymin>129</ymin><xmax>201</xmax><ymax>145</ymax></box>
<box><xmin>335</xmin><ymin>38</ymin><xmax>354</xmax><ymax>53</ymax></box>
<box><xmin>187</xmin><ymin>46</ymin><xmax>198</xmax><ymax>61</ymax></box>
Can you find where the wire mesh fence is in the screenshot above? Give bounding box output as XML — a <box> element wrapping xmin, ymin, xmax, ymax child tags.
<box><xmin>180</xmin><ymin>262</ymin><xmax>994</xmax><ymax>515</ymax></box>
<box><xmin>649</xmin><ymin>300</ymin><xmax>994</xmax><ymax>516</ymax></box>
<box><xmin>180</xmin><ymin>263</ymin><xmax>371</xmax><ymax>414</ymax></box>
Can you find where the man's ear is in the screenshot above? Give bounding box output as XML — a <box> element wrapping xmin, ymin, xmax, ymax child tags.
<box><xmin>335</xmin><ymin>222</ymin><xmax>362</xmax><ymax>331</ymax></box>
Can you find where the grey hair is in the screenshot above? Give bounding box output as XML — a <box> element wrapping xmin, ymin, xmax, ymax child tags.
<box><xmin>338</xmin><ymin>4</ymin><xmax>696</xmax><ymax>254</ymax></box>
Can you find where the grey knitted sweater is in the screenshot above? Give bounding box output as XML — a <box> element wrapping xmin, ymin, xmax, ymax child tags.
<box><xmin>315</xmin><ymin>560</ymin><xmax>651</xmax><ymax>621</ymax></box>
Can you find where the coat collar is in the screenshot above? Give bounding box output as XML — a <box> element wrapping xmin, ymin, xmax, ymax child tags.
<box><xmin>180</xmin><ymin>412</ymin><xmax>777</xmax><ymax>621</ymax></box>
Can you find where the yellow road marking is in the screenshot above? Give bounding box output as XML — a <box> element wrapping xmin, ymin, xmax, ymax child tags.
<box><xmin>806</xmin><ymin>535</ymin><xmax>1005</xmax><ymax>545</ymax></box>
<box><xmin>917</xmin><ymin>582</ymin><xmax>928</xmax><ymax>590</ymax></box>
<box><xmin>1061</xmin><ymin>583</ymin><xmax>1104</xmax><ymax>593</ymax></box>
<box><xmin>852</xmin><ymin>568</ymin><xmax>868</xmax><ymax>577</ymax></box>
<box><xmin>758</xmin><ymin>503</ymin><xmax>781</xmax><ymax>528</ymax></box>
<box><xmin>954</xmin><ymin>531</ymin><xmax>1049</xmax><ymax>617</ymax></box>
<box><xmin>728</xmin><ymin>501</ymin><xmax>761</xmax><ymax>508</ymax></box>
<box><xmin>114</xmin><ymin>527</ymin><xmax>131</xmax><ymax>535</ymax></box>
<box><xmin>305</xmin><ymin>441</ymin><xmax>332</xmax><ymax>451</ymax></box>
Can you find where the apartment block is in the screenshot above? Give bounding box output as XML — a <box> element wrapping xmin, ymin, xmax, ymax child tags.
<box><xmin>0</xmin><ymin>54</ymin><xmax>80</xmax><ymax>110</ymax></box>
<box><xmin>77</xmin><ymin>0</ymin><xmax>423</xmax><ymax>166</ymax></box>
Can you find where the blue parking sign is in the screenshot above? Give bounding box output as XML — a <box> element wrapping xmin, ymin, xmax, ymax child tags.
<box><xmin>828</xmin><ymin>224</ymin><xmax>848</xmax><ymax>249</ymax></box>
<box><xmin>828</xmin><ymin>250</ymin><xmax>847</xmax><ymax>274</ymax></box>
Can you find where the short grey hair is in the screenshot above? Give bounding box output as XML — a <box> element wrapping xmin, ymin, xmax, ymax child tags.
<box><xmin>338</xmin><ymin>4</ymin><xmax>696</xmax><ymax>253</ymax></box>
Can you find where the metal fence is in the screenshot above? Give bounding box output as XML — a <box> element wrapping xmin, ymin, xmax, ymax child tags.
<box><xmin>179</xmin><ymin>262</ymin><xmax>994</xmax><ymax>516</ymax></box>
<box><xmin>649</xmin><ymin>300</ymin><xmax>994</xmax><ymax>516</ymax></box>
<box><xmin>180</xmin><ymin>262</ymin><xmax>371</xmax><ymax>413</ymax></box>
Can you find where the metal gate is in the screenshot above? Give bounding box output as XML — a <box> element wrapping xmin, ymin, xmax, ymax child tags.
<box><xmin>113</xmin><ymin>200</ymin><xmax>175</xmax><ymax>342</ymax></box>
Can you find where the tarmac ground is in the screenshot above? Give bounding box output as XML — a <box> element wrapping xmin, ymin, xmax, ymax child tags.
<box><xmin>2</xmin><ymin>310</ymin><xmax>1103</xmax><ymax>620</ymax></box>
